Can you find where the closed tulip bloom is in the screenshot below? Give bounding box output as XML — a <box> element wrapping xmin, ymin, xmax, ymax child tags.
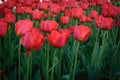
<box><xmin>89</xmin><ymin>10</ymin><xmax>98</xmax><ymax>19</ymax></box>
<box><xmin>50</xmin><ymin>4</ymin><xmax>60</xmax><ymax>14</ymax></box>
<box><xmin>15</xmin><ymin>19</ymin><xmax>33</xmax><ymax>36</ymax></box>
<box><xmin>16</xmin><ymin>6</ymin><xmax>24</xmax><ymax>15</ymax></box>
<box><xmin>59</xmin><ymin>29</ymin><xmax>71</xmax><ymax>40</ymax></box>
<box><xmin>37</xmin><ymin>2</ymin><xmax>49</xmax><ymax>11</ymax></box>
<box><xmin>74</xmin><ymin>25</ymin><xmax>91</xmax><ymax>42</ymax></box>
<box><xmin>40</xmin><ymin>20</ymin><xmax>58</xmax><ymax>33</ymax></box>
<box><xmin>24</xmin><ymin>6</ymin><xmax>32</xmax><ymax>14</ymax></box>
<box><xmin>31</xmin><ymin>10</ymin><xmax>42</xmax><ymax>20</ymax></box>
<box><xmin>107</xmin><ymin>6</ymin><xmax>119</xmax><ymax>18</ymax></box>
<box><xmin>5</xmin><ymin>13</ymin><xmax>16</xmax><ymax>24</ymax></box>
<box><xmin>117</xmin><ymin>18</ymin><xmax>120</xmax><ymax>28</ymax></box>
<box><xmin>60</xmin><ymin>16</ymin><xmax>70</xmax><ymax>25</ymax></box>
<box><xmin>95</xmin><ymin>0</ymin><xmax>108</xmax><ymax>5</ymax></box>
<box><xmin>47</xmin><ymin>31</ymin><xmax>68</xmax><ymax>48</ymax></box>
<box><xmin>95</xmin><ymin>15</ymin><xmax>114</xmax><ymax>30</ymax></box>
<box><xmin>25</xmin><ymin>0</ymin><xmax>33</xmax><ymax>6</ymax></box>
<box><xmin>21</xmin><ymin>28</ymin><xmax>46</xmax><ymax>51</ymax></box>
<box><xmin>0</xmin><ymin>20</ymin><xmax>8</xmax><ymax>37</ymax></box>
<box><xmin>79</xmin><ymin>15</ymin><xmax>87</xmax><ymax>22</ymax></box>
<box><xmin>80</xmin><ymin>2</ymin><xmax>89</xmax><ymax>10</ymax></box>
<box><xmin>71</xmin><ymin>7</ymin><xmax>84</xmax><ymax>19</ymax></box>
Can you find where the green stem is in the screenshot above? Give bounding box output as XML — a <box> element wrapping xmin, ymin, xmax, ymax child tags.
<box><xmin>46</xmin><ymin>43</ymin><xmax>49</xmax><ymax>80</ymax></box>
<box><xmin>97</xmin><ymin>31</ymin><xmax>107</xmax><ymax>67</ymax></box>
<box><xmin>30</xmin><ymin>53</ymin><xmax>32</xmax><ymax>80</ymax></box>
<box><xmin>26</xmin><ymin>52</ymin><xmax>31</xmax><ymax>80</ymax></box>
<box><xmin>18</xmin><ymin>15</ymin><xmax>20</xmax><ymax>20</ymax></box>
<box><xmin>8</xmin><ymin>25</ymin><xmax>11</xmax><ymax>54</ymax></box>
<box><xmin>72</xmin><ymin>42</ymin><xmax>80</xmax><ymax>80</ymax></box>
<box><xmin>35</xmin><ymin>20</ymin><xmax>39</xmax><ymax>28</ymax></box>
<box><xmin>18</xmin><ymin>39</ymin><xmax>21</xmax><ymax>80</ymax></box>
<box><xmin>50</xmin><ymin>49</ymin><xmax>57</xmax><ymax>80</ymax></box>
<box><xmin>59</xmin><ymin>49</ymin><xmax>63</xmax><ymax>80</ymax></box>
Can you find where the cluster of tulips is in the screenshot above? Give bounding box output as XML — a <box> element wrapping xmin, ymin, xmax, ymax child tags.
<box><xmin>0</xmin><ymin>0</ymin><xmax>120</xmax><ymax>80</ymax></box>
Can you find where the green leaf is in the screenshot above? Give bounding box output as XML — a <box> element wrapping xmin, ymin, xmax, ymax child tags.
<box><xmin>32</xmin><ymin>69</ymin><xmax>41</xmax><ymax>80</ymax></box>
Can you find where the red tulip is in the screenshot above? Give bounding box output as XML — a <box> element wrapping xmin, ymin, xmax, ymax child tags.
<box><xmin>43</xmin><ymin>14</ymin><xmax>49</xmax><ymax>19</ymax></box>
<box><xmin>74</xmin><ymin>25</ymin><xmax>91</xmax><ymax>42</ymax></box>
<box><xmin>0</xmin><ymin>20</ymin><xmax>8</xmax><ymax>37</ymax></box>
<box><xmin>95</xmin><ymin>15</ymin><xmax>114</xmax><ymax>30</ymax></box>
<box><xmin>47</xmin><ymin>30</ymin><xmax>69</xmax><ymax>48</ymax></box>
<box><xmin>31</xmin><ymin>10</ymin><xmax>42</xmax><ymax>20</ymax></box>
<box><xmin>50</xmin><ymin>4</ymin><xmax>60</xmax><ymax>14</ymax></box>
<box><xmin>107</xmin><ymin>6</ymin><xmax>119</xmax><ymax>18</ymax></box>
<box><xmin>37</xmin><ymin>2</ymin><xmax>49</xmax><ymax>11</ymax></box>
<box><xmin>68</xmin><ymin>0</ymin><xmax>78</xmax><ymax>8</ymax></box>
<box><xmin>5</xmin><ymin>13</ymin><xmax>16</xmax><ymax>24</ymax></box>
<box><xmin>64</xmin><ymin>9</ymin><xmax>72</xmax><ymax>17</ymax></box>
<box><xmin>60</xmin><ymin>16</ymin><xmax>70</xmax><ymax>25</ymax></box>
<box><xmin>3</xmin><ymin>8</ymin><xmax>13</xmax><ymax>16</ymax></box>
<box><xmin>89</xmin><ymin>10</ymin><xmax>98</xmax><ymax>19</ymax></box>
<box><xmin>59</xmin><ymin>29</ymin><xmax>71</xmax><ymax>40</ymax></box>
<box><xmin>15</xmin><ymin>19</ymin><xmax>33</xmax><ymax>36</ymax></box>
<box><xmin>79</xmin><ymin>15</ymin><xmax>87</xmax><ymax>22</ymax></box>
<box><xmin>21</xmin><ymin>28</ymin><xmax>46</xmax><ymax>52</ymax></box>
<box><xmin>31</xmin><ymin>2</ymin><xmax>37</xmax><ymax>10</ymax></box>
<box><xmin>24</xmin><ymin>6</ymin><xmax>32</xmax><ymax>14</ymax></box>
<box><xmin>95</xmin><ymin>0</ymin><xmax>108</xmax><ymax>5</ymax></box>
<box><xmin>87</xmin><ymin>16</ymin><xmax>92</xmax><ymax>22</ymax></box>
<box><xmin>4</xmin><ymin>0</ymin><xmax>15</xmax><ymax>9</ymax></box>
<box><xmin>117</xmin><ymin>18</ymin><xmax>120</xmax><ymax>28</ymax></box>
<box><xmin>25</xmin><ymin>0</ymin><xmax>33</xmax><ymax>6</ymax></box>
<box><xmin>71</xmin><ymin>8</ymin><xmax>84</xmax><ymax>19</ymax></box>
<box><xmin>16</xmin><ymin>6</ymin><xmax>24</xmax><ymax>15</ymax></box>
<box><xmin>69</xmin><ymin>26</ymin><xmax>76</xmax><ymax>34</ymax></box>
<box><xmin>40</xmin><ymin>20</ymin><xmax>58</xmax><ymax>33</ymax></box>
<box><xmin>80</xmin><ymin>2</ymin><xmax>89</xmax><ymax>10</ymax></box>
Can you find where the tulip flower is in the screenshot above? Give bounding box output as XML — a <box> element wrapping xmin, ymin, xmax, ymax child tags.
<box><xmin>59</xmin><ymin>29</ymin><xmax>71</xmax><ymax>40</ymax></box>
<box><xmin>89</xmin><ymin>10</ymin><xmax>98</xmax><ymax>19</ymax></box>
<box><xmin>73</xmin><ymin>25</ymin><xmax>91</xmax><ymax>42</ymax></box>
<box><xmin>25</xmin><ymin>0</ymin><xmax>33</xmax><ymax>6</ymax></box>
<box><xmin>79</xmin><ymin>15</ymin><xmax>87</xmax><ymax>23</ymax></box>
<box><xmin>0</xmin><ymin>20</ymin><xmax>8</xmax><ymax>37</ymax></box>
<box><xmin>37</xmin><ymin>2</ymin><xmax>49</xmax><ymax>11</ymax></box>
<box><xmin>5</xmin><ymin>13</ymin><xmax>16</xmax><ymax>24</ymax></box>
<box><xmin>95</xmin><ymin>15</ymin><xmax>114</xmax><ymax>30</ymax></box>
<box><xmin>21</xmin><ymin>28</ymin><xmax>46</xmax><ymax>53</ymax></box>
<box><xmin>15</xmin><ymin>19</ymin><xmax>33</xmax><ymax>36</ymax></box>
<box><xmin>31</xmin><ymin>10</ymin><xmax>42</xmax><ymax>20</ymax></box>
<box><xmin>60</xmin><ymin>16</ymin><xmax>70</xmax><ymax>25</ymax></box>
<box><xmin>16</xmin><ymin>6</ymin><xmax>24</xmax><ymax>15</ymax></box>
<box><xmin>47</xmin><ymin>30</ymin><xmax>69</xmax><ymax>48</ymax></box>
<box><xmin>80</xmin><ymin>2</ymin><xmax>89</xmax><ymax>10</ymax></box>
<box><xmin>71</xmin><ymin>8</ymin><xmax>84</xmax><ymax>19</ymax></box>
<box><xmin>95</xmin><ymin>0</ymin><xmax>108</xmax><ymax>5</ymax></box>
<box><xmin>107</xmin><ymin>6</ymin><xmax>119</xmax><ymax>18</ymax></box>
<box><xmin>50</xmin><ymin>4</ymin><xmax>60</xmax><ymax>14</ymax></box>
<box><xmin>40</xmin><ymin>20</ymin><xmax>58</xmax><ymax>33</ymax></box>
<box><xmin>4</xmin><ymin>0</ymin><xmax>15</xmax><ymax>9</ymax></box>
<box><xmin>24</xmin><ymin>6</ymin><xmax>32</xmax><ymax>14</ymax></box>
<box><xmin>117</xmin><ymin>18</ymin><xmax>120</xmax><ymax>28</ymax></box>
